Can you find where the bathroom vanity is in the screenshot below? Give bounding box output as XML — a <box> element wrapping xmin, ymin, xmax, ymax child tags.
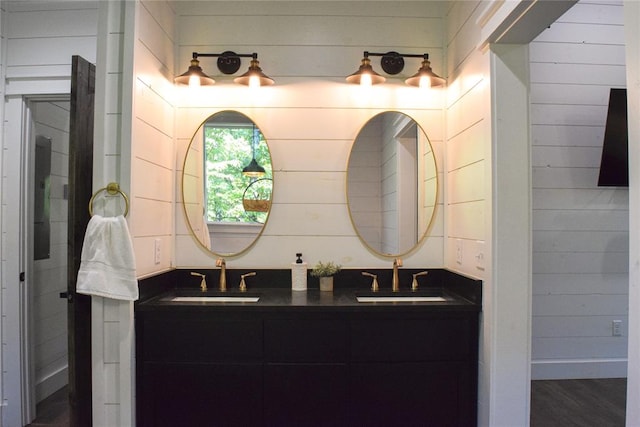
<box><xmin>135</xmin><ymin>269</ymin><xmax>481</xmax><ymax>427</ymax></box>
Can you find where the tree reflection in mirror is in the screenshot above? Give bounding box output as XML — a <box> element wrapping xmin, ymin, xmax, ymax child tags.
<box><xmin>182</xmin><ymin>111</ymin><xmax>273</xmax><ymax>256</ymax></box>
<box><xmin>204</xmin><ymin>117</ymin><xmax>271</xmax><ymax>223</ymax></box>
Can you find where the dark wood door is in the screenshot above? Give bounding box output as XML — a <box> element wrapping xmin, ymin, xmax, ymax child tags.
<box><xmin>67</xmin><ymin>55</ymin><xmax>95</xmax><ymax>427</ymax></box>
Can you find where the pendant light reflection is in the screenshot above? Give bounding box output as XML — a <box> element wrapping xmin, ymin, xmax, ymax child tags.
<box><xmin>243</xmin><ymin>126</ymin><xmax>266</xmax><ymax>177</ymax></box>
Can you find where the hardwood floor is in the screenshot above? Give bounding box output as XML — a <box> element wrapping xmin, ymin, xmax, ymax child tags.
<box><xmin>26</xmin><ymin>379</ymin><xmax>627</xmax><ymax>426</ymax></box>
<box><xmin>531</xmin><ymin>378</ymin><xmax>627</xmax><ymax>427</ymax></box>
<box><xmin>26</xmin><ymin>386</ymin><xmax>69</xmax><ymax>427</ymax></box>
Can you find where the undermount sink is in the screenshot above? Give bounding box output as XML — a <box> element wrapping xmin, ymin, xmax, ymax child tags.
<box><xmin>169</xmin><ymin>296</ymin><xmax>260</xmax><ymax>303</ymax></box>
<box><xmin>356</xmin><ymin>295</ymin><xmax>447</xmax><ymax>303</ymax></box>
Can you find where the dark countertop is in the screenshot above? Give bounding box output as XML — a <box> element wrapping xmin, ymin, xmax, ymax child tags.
<box><xmin>137</xmin><ymin>287</ymin><xmax>479</xmax><ymax>314</ymax></box>
<box><xmin>136</xmin><ymin>268</ymin><xmax>482</xmax><ymax>314</ymax></box>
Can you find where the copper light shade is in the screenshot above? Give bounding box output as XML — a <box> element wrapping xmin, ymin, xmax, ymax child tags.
<box><xmin>234</xmin><ymin>58</ymin><xmax>275</xmax><ymax>87</ymax></box>
<box><xmin>346</xmin><ymin>56</ymin><xmax>386</xmax><ymax>85</ymax></box>
<box><xmin>174</xmin><ymin>58</ymin><xmax>215</xmax><ymax>86</ymax></box>
<box><xmin>405</xmin><ymin>55</ymin><xmax>446</xmax><ymax>88</ymax></box>
<box><xmin>347</xmin><ymin>51</ymin><xmax>445</xmax><ymax>88</ymax></box>
<box><xmin>175</xmin><ymin>52</ymin><xmax>274</xmax><ymax>87</ymax></box>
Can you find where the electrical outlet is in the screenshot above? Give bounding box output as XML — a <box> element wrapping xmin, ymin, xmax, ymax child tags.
<box><xmin>475</xmin><ymin>241</ymin><xmax>485</xmax><ymax>270</ymax></box>
<box><xmin>455</xmin><ymin>239</ymin><xmax>463</xmax><ymax>265</ymax></box>
<box><xmin>154</xmin><ymin>238</ymin><xmax>161</xmax><ymax>264</ymax></box>
<box><xmin>612</xmin><ymin>320</ymin><xmax>622</xmax><ymax>337</ymax></box>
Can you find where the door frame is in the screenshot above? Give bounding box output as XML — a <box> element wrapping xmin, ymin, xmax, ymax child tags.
<box><xmin>4</xmin><ymin>94</ymin><xmax>71</xmax><ymax>426</ymax></box>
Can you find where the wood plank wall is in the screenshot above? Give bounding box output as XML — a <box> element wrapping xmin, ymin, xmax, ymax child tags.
<box><xmin>530</xmin><ymin>0</ymin><xmax>628</xmax><ymax>379</ymax></box>
<box><xmin>171</xmin><ymin>1</ymin><xmax>446</xmax><ymax>270</ymax></box>
<box><xmin>443</xmin><ymin>1</ymin><xmax>491</xmax><ymax>422</ymax></box>
<box><xmin>130</xmin><ymin>0</ymin><xmax>176</xmax><ymax>276</ymax></box>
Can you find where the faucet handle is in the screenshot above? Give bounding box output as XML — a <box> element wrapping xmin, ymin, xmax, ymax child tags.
<box><xmin>239</xmin><ymin>272</ymin><xmax>256</xmax><ymax>292</ymax></box>
<box><xmin>411</xmin><ymin>271</ymin><xmax>429</xmax><ymax>291</ymax></box>
<box><xmin>362</xmin><ymin>272</ymin><xmax>379</xmax><ymax>292</ymax></box>
<box><xmin>190</xmin><ymin>272</ymin><xmax>207</xmax><ymax>292</ymax></box>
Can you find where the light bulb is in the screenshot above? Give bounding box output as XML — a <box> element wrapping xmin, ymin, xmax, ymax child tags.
<box><xmin>419</xmin><ymin>76</ymin><xmax>431</xmax><ymax>89</ymax></box>
<box><xmin>189</xmin><ymin>75</ymin><xmax>201</xmax><ymax>87</ymax></box>
<box><xmin>249</xmin><ymin>75</ymin><xmax>261</xmax><ymax>88</ymax></box>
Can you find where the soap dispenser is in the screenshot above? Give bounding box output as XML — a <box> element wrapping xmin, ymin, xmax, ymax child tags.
<box><xmin>291</xmin><ymin>253</ymin><xmax>307</xmax><ymax>291</ymax></box>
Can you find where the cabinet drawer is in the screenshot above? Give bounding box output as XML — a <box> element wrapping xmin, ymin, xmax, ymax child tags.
<box><xmin>265</xmin><ymin>318</ymin><xmax>348</xmax><ymax>362</ymax></box>
<box><xmin>265</xmin><ymin>364</ymin><xmax>348</xmax><ymax>426</ymax></box>
<box><xmin>351</xmin><ymin>317</ymin><xmax>472</xmax><ymax>362</ymax></box>
<box><xmin>350</xmin><ymin>361</ymin><xmax>469</xmax><ymax>427</ymax></box>
<box><xmin>142</xmin><ymin>318</ymin><xmax>263</xmax><ymax>362</ymax></box>
<box><xmin>139</xmin><ymin>362</ymin><xmax>262</xmax><ymax>427</ymax></box>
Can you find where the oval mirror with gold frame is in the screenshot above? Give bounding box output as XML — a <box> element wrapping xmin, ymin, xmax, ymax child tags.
<box><xmin>347</xmin><ymin>111</ymin><xmax>437</xmax><ymax>256</ymax></box>
<box><xmin>182</xmin><ymin>111</ymin><xmax>273</xmax><ymax>256</ymax></box>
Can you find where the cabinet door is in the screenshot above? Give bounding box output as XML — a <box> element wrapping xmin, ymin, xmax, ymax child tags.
<box><xmin>139</xmin><ymin>362</ymin><xmax>262</xmax><ymax>427</ymax></box>
<box><xmin>265</xmin><ymin>363</ymin><xmax>349</xmax><ymax>427</ymax></box>
<box><xmin>349</xmin><ymin>361</ymin><xmax>470</xmax><ymax>427</ymax></box>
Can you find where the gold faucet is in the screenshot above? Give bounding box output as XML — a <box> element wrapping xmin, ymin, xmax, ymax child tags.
<box><xmin>239</xmin><ymin>272</ymin><xmax>256</xmax><ymax>292</ymax></box>
<box><xmin>216</xmin><ymin>258</ymin><xmax>227</xmax><ymax>292</ymax></box>
<box><xmin>191</xmin><ymin>272</ymin><xmax>207</xmax><ymax>292</ymax></box>
<box><xmin>411</xmin><ymin>271</ymin><xmax>429</xmax><ymax>291</ymax></box>
<box><xmin>392</xmin><ymin>258</ymin><xmax>403</xmax><ymax>292</ymax></box>
<box><xmin>362</xmin><ymin>272</ymin><xmax>379</xmax><ymax>292</ymax></box>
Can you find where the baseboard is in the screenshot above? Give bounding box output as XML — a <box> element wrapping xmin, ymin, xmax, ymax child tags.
<box><xmin>36</xmin><ymin>365</ymin><xmax>68</xmax><ymax>403</ymax></box>
<box><xmin>532</xmin><ymin>358</ymin><xmax>627</xmax><ymax>380</ymax></box>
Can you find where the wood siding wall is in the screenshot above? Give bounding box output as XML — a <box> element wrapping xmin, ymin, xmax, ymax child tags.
<box><xmin>444</xmin><ymin>1</ymin><xmax>491</xmax><ymax>423</ymax></box>
<box><xmin>91</xmin><ymin>1</ymin><xmax>176</xmax><ymax>425</ymax></box>
<box><xmin>530</xmin><ymin>0</ymin><xmax>628</xmax><ymax>379</ymax></box>
<box><xmin>172</xmin><ymin>1</ymin><xmax>446</xmax><ymax>270</ymax></box>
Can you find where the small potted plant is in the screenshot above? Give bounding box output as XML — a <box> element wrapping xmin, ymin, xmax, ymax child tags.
<box><xmin>310</xmin><ymin>261</ymin><xmax>341</xmax><ymax>292</ymax></box>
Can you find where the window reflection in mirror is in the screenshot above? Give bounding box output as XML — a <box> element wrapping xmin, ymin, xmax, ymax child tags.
<box><xmin>347</xmin><ymin>112</ymin><xmax>437</xmax><ymax>256</ymax></box>
<box><xmin>182</xmin><ymin>111</ymin><xmax>273</xmax><ymax>256</ymax></box>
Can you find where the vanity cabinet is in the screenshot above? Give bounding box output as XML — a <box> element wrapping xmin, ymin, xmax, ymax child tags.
<box><xmin>350</xmin><ymin>315</ymin><xmax>477</xmax><ymax>427</ymax></box>
<box><xmin>136</xmin><ymin>293</ymin><xmax>479</xmax><ymax>427</ymax></box>
<box><xmin>264</xmin><ymin>316</ymin><xmax>349</xmax><ymax>426</ymax></box>
<box><xmin>137</xmin><ymin>315</ymin><xmax>264</xmax><ymax>427</ymax></box>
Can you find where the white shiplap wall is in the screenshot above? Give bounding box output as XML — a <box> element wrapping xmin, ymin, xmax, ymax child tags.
<box><xmin>172</xmin><ymin>1</ymin><xmax>446</xmax><ymax>270</ymax></box>
<box><xmin>170</xmin><ymin>2</ymin><xmax>443</xmax><ymax>268</ymax></box>
<box><xmin>530</xmin><ymin>0</ymin><xmax>628</xmax><ymax>379</ymax></box>
<box><xmin>130</xmin><ymin>0</ymin><xmax>176</xmax><ymax>277</ymax></box>
<box><xmin>91</xmin><ymin>1</ymin><xmax>176</xmax><ymax>426</ymax></box>
<box><xmin>444</xmin><ymin>1</ymin><xmax>492</xmax><ymax>422</ymax></box>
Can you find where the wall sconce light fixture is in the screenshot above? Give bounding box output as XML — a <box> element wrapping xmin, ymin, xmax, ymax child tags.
<box><xmin>175</xmin><ymin>51</ymin><xmax>275</xmax><ymax>87</ymax></box>
<box><xmin>346</xmin><ymin>51</ymin><xmax>445</xmax><ymax>88</ymax></box>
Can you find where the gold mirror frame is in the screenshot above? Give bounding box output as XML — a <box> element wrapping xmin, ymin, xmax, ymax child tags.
<box><xmin>181</xmin><ymin>111</ymin><xmax>273</xmax><ymax>256</ymax></box>
<box><xmin>346</xmin><ymin>111</ymin><xmax>438</xmax><ymax>257</ymax></box>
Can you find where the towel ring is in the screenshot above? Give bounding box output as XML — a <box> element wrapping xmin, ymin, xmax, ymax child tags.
<box><xmin>89</xmin><ymin>182</ymin><xmax>130</xmax><ymax>217</ymax></box>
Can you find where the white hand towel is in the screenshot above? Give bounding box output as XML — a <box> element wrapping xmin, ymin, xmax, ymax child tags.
<box><xmin>76</xmin><ymin>215</ymin><xmax>138</xmax><ymax>301</ymax></box>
